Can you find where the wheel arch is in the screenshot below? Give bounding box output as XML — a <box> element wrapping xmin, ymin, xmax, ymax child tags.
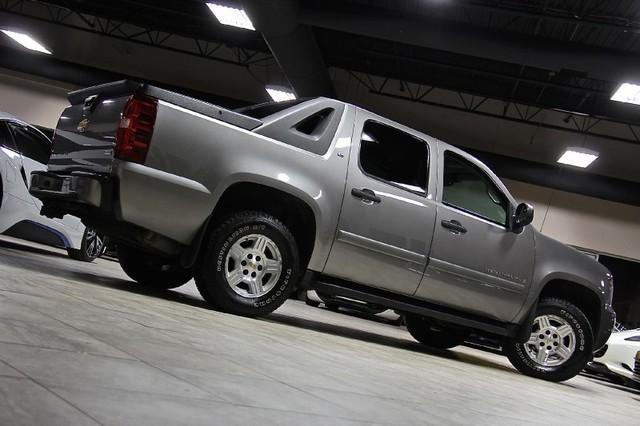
<box><xmin>190</xmin><ymin>180</ymin><xmax>319</xmax><ymax>272</ymax></box>
<box><xmin>537</xmin><ymin>279</ymin><xmax>602</xmax><ymax>339</ymax></box>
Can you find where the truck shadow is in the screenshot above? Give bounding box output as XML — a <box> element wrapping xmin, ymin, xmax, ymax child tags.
<box><xmin>0</xmin><ymin>237</ymin><xmax>209</xmax><ymax>309</ymax></box>
<box><xmin>265</xmin><ymin>311</ymin><xmax>519</xmax><ymax>375</ymax></box>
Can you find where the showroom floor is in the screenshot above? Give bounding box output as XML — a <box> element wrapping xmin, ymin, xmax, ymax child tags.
<box><xmin>0</xmin><ymin>236</ymin><xmax>637</xmax><ymax>425</ymax></box>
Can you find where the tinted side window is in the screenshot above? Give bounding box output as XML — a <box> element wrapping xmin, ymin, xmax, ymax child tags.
<box><xmin>442</xmin><ymin>152</ymin><xmax>508</xmax><ymax>225</ymax></box>
<box><xmin>0</xmin><ymin>122</ymin><xmax>17</xmax><ymax>150</ymax></box>
<box><xmin>8</xmin><ymin>123</ymin><xmax>51</xmax><ymax>164</ymax></box>
<box><xmin>359</xmin><ymin>121</ymin><xmax>428</xmax><ymax>195</ymax></box>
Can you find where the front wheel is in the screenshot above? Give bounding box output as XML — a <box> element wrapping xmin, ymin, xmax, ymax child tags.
<box><xmin>194</xmin><ymin>211</ymin><xmax>300</xmax><ymax>317</ymax></box>
<box><xmin>118</xmin><ymin>245</ymin><xmax>192</xmax><ymax>290</ymax></box>
<box><xmin>504</xmin><ymin>297</ymin><xmax>593</xmax><ymax>382</ymax></box>
<box><xmin>67</xmin><ymin>227</ymin><xmax>106</xmax><ymax>262</ymax></box>
<box><xmin>405</xmin><ymin>315</ymin><xmax>469</xmax><ymax>349</ymax></box>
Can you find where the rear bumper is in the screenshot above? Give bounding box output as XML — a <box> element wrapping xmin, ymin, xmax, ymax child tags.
<box><xmin>30</xmin><ymin>162</ymin><xmax>213</xmax><ymax>247</ymax></box>
<box><xmin>30</xmin><ymin>171</ymin><xmax>109</xmax><ymax>210</ymax></box>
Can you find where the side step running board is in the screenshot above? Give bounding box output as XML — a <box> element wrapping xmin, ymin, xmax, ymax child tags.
<box><xmin>311</xmin><ymin>277</ymin><xmax>517</xmax><ymax>337</ymax></box>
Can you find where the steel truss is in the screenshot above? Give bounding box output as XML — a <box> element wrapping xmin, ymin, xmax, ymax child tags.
<box><xmin>0</xmin><ymin>0</ymin><xmax>275</xmax><ymax>68</ymax></box>
<box><xmin>347</xmin><ymin>71</ymin><xmax>640</xmax><ymax>146</ymax></box>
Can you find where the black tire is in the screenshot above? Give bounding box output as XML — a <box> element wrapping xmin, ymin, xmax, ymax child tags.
<box><xmin>67</xmin><ymin>228</ymin><xmax>106</xmax><ymax>262</ymax></box>
<box><xmin>194</xmin><ymin>211</ymin><xmax>299</xmax><ymax>317</ymax></box>
<box><xmin>405</xmin><ymin>315</ymin><xmax>469</xmax><ymax>349</ymax></box>
<box><xmin>118</xmin><ymin>244</ymin><xmax>192</xmax><ymax>290</ymax></box>
<box><xmin>504</xmin><ymin>298</ymin><xmax>593</xmax><ymax>382</ymax></box>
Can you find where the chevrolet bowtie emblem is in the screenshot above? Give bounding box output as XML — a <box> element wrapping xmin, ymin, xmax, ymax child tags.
<box><xmin>77</xmin><ymin>118</ymin><xmax>90</xmax><ymax>133</ymax></box>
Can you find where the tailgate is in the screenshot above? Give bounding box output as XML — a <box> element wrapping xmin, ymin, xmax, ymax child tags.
<box><xmin>48</xmin><ymin>81</ymin><xmax>139</xmax><ymax>174</ymax></box>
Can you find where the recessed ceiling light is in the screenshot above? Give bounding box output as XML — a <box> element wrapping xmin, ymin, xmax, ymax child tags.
<box><xmin>206</xmin><ymin>3</ymin><xmax>255</xmax><ymax>30</ymax></box>
<box><xmin>265</xmin><ymin>85</ymin><xmax>297</xmax><ymax>102</ymax></box>
<box><xmin>1</xmin><ymin>29</ymin><xmax>51</xmax><ymax>54</ymax></box>
<box><xmin>557</xmin><ymin>147</ymin><xmax>599</xmax><ymax>168</ymax></box>
<box><xmin>610</xmin><ymin>82</ymin><xmax>640</xmax><ymax>105</ymax></box>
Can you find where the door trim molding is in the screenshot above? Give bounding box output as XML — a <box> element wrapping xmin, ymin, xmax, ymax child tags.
<box><xmin>337</xmin><ymin>230</ymin><xmax>425</xmax><ymax>265</ymax></box>
<box><xmin>428</xmin><ymin>257</ymin><xmax>526</xmax><ymax>293</ymax></box>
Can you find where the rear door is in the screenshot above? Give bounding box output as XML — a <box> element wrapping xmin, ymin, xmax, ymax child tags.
<box><xmin>415</xmin><ymin>148</ymin><xmax>534</xmax><ymax>321</ymax></box>
<box><xmin>323</xmin><ymin>109</ymin><xmax>437</xmax><ymax>296</ymax></box>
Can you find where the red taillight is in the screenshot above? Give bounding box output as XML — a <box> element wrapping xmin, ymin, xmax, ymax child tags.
<box><xmin>115</xmin><ymin>95</ymin><xmax>158</xmax><ymax>164</ymax></box>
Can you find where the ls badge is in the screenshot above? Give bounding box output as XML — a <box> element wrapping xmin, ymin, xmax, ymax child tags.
<box><xmin>77</xmin><ymin>118</ymin><xmax>90</xmax><ymax>133</ymax></box>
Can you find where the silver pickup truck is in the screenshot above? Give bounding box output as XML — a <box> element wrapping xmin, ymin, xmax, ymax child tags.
<box><xmin>30</xmin><ymin>81</ymin><xmax>615</xmax><ymax>382</ymax></box>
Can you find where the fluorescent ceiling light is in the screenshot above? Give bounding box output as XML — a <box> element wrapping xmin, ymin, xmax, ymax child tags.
<box><xmin>557</xmin><ymin>147</ymin><xmax>599</xmax><ymax>168</ymax></box>
<box><xmin>265</xmin><ymin>85</ymin><xmax>297</xmax><ymax>102</ymax></box>
<box><xmin>1</xmin><ymin>30</ymin><xmax>51</xmax><ymax>54</ymax></box>
<box><xmin>206</xmin><ymin>3</ymin><xmax>255</xmax><ymax>30</ymax></box>
<box><xmin>610</xmin><ymin>82</ymin><xmax>640</xmax><ymax>105</ymax></box>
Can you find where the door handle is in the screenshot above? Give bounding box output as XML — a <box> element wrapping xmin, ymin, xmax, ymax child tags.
<box><xmin>441</xmin><ymin>219</ymin><xmax>467</xmax><ymax>234</ymax></box>
<box><xmin>351</xmin><ymin>188</ymin><xmax>381</xmax><ymax>204</ymax></box>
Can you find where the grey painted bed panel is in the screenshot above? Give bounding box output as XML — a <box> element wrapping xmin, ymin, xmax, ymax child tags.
<box><xmin>144</xmin><ymin>100</ymin><xmax>356</xmax><ymax>270</ymax></box>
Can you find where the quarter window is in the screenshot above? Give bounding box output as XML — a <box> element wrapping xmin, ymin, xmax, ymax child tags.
<box><xmin>442</xmin><ymin>152</ymin><xmax>508</xmax><ymax>225</ymax></box>
<box><xmin>359</xmin><ymin>121</ymin><xmax>428</xmax><ymax>195</ymax></box>
<box><xmin>8</xmin><ymin>123</ymin><xmax>51</xmax><ymax>165</ymax></box>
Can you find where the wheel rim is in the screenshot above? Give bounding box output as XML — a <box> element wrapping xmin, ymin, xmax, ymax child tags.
<box><xmin>224</xmin><ymin>234</ymin><xmax>282</xmax><ymax>298</ymax></box>
<box><xmin>523</xmin><ymin>314</ymin><xmax>576</xmax><ymax>368</ymax></box>
<box><xmin>84</xmin><ymin>228</ymin><xmax>105</xmax><ymax>259</ymax></box>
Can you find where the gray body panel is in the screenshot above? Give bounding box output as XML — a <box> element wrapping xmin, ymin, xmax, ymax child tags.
<box><xmin>48</xmin><ymin>96</ymin><xmax>129</xmax><ymax>174</ymax></box>
<box><xmin>31</xmin><ymin>82</ymin><xmax>614</xmax><ymax>342</ymax></box>
<box><xmin>416</xmin><ymin>144</ymin><xmax>535</xmax><ymax>322</ymax></box>
<box><xmin>323</xmin><ymin>108</ymin><xmax>437</xmax><ymax>295</ymax></box>
<box><xmin>142</xmin><ymin>98</ymin><xmax>354</xmax><ymax>269</ymax></box>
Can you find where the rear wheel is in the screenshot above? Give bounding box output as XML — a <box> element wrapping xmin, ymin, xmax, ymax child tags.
<box><xmin>194</xmin><ymin>211</ymin><xmax>299</xmax><ymax>317</ymax></box>
<box><xmin>118</xmin><ymin>244</ymin><xmax>192</xmax><ymax>290</ymax></box>
<box><xmin>406</xmin><ymin>315</ymin><xmax>469</xmax><ymax>349</ymax></box>
<box><xmin>67</xmin><ymin>228</ymin><xmax>106</xmax><ymax>262</ymax></box>
<box><xmin>504</xmin><ymin>298</ymin><xmax>593</xmax><ymax>382</ymax></box>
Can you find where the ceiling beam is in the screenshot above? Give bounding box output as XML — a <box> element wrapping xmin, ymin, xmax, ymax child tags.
<box><xmin>459</xmin><ymin>0</ymin><xmax>640</xmax><ymax>34</ymax></box>
<box><xmin>300</xmin><ymin>8</ymin><xmax>640</xmax><ymax>85</ymax></box>
<box><xmin>243</xmin><ymin>0</ymin><xmax>334</xmax><ymax>97</ymax></box>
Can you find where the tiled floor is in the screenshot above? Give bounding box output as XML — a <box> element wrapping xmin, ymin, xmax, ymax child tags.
<box><xmin>0</xmin><ymin>236</ymin><xmax>637</xmax><ymax>425</ymax></box>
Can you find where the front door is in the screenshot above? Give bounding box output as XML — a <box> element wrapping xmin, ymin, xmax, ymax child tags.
<box><xmin>415</xmin><ymin>148</ymin><xmax>535</xmax><ymax>321</ymax></box>
<box><xmin>323</xmin><ymin>111</ymin><xmax>437</xmax><ymax>296</ymax></box>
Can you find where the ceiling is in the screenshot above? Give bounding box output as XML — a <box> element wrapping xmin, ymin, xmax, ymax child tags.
<box><xmin>0</xmin><ymin>0</ymin><xmax>639</xmax><ymax>199</ymax></box>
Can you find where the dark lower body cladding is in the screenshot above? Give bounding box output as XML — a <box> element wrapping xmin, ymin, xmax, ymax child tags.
<box><xmin>595</xmin><ymin>304</ymin><xmax>616</xmax><ymax>350</ymax></box>
<box><xmin>29</xmin><ymin>171</ymin><xmax>185</xmax><ymax>257</ymax></box>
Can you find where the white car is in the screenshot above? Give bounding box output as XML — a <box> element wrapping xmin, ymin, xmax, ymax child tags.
<box><xmin>592</xmin><ymin>328</ymin><xmax>640</xmax><ymax>385</ymax></box>
<box><xmin>0</xmin><ymin>112</ymin><xmax>104</xmax><ymax>261</ymax></box>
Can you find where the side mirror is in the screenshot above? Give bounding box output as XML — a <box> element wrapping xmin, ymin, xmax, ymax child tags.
<box><xmin>512</xmin><ymin>203</ymin><xmax>534</xmax><ymax>231</ymax></box>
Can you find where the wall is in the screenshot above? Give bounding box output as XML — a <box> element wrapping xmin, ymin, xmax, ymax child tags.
<box><xmin>0</xmin><ymin>68</ymin><xmax>73</xmax><ymax>128</ymax></box>
<box><xmin>504</xmin><ymin>179</ymin><xmax>640</xmax><ymax>260</ymax></box>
